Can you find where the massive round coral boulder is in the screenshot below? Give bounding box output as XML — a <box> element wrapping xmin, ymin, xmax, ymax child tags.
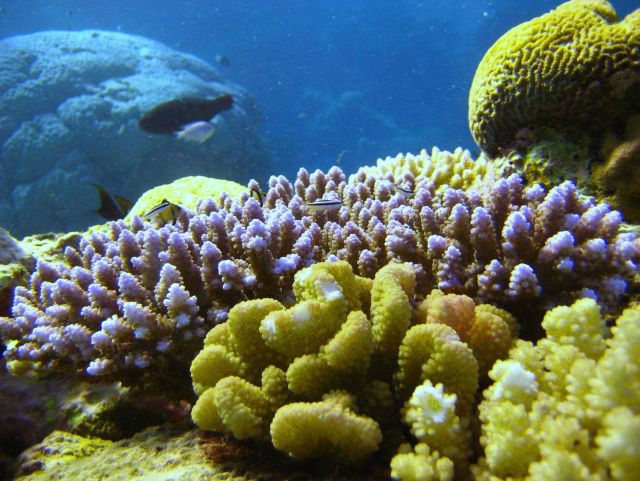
<box><xmin>0</xmin><ymin>30</ymin><xmax>272</xmax><ymax>236</ymax></box>
<box><xmin>468</xmin><ymin>0</ymin><xmax>640</xmax><ymax>157</ymax></box>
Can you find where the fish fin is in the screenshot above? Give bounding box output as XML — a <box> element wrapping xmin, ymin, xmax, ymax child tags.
<box><xmin>91</xmin><ymin>183</ymin><xmax>123</xmax><ymax>220</ymax></box>
<box><xmin>114</xmin><ymin>195</ymin><xmax>134</xmax><ymax>215</ymax></box>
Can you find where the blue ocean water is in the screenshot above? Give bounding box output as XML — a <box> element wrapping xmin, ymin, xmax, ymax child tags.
<box><xmin>0</xmin><ymin>1</ymin><xmax>638</xmax><ymax>234</ymax></box>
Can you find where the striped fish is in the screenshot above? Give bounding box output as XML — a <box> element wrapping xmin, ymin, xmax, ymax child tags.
<box><xmin>143</xmin><ymin>199</ymin><xmax>183</xmax><ymax>225</ymax></box>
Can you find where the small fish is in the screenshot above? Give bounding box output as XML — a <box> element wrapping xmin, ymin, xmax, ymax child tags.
<box><xmin>143</xmin><ymin>199</ymin><xmax>183</xmax><ymax>225</ymax></box>
<box><xmin>215</xmin><ymin>54</ymin><xmax>230</xmax><ymax>67</ymax></box>
<box><xmin>138</xmin><ymin>94</ymin><xmax>233</xmax><ymax>136</ymax></box>
<box><xmin>394</xmin><ymin>184</ymin><xmax>414</xmax><ymax>198</ymax></box>
<box><xmin>176</xmin><ymin>121</ymin><xmax>216</xmax><ymax>143</ymax></box>
<box><xmin>304</xmin><ymin>199</ymin><xmax>343</xmax><ymax>212</ymax></box>
<box><xmin>250</xmin><ymin>186</ymin><xmax>265</xmax><ymax>206</ymax></box>
<box><xmin>91</xmin><ymin>183</ymin><xmax>133</xmax><ymax>220</ymax></box>
<box><xmin>335</xmin><ymin>149</ymin><xmax>348</xmax><ymax>164</ymax></box>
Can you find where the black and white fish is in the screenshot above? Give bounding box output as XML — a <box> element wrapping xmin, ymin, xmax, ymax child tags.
<box><xmin>304</xmin><ymin>198</ymin><xmax>343</xmax><ymax>212</ymax></box>
<box><xmin>143</xmin><ymin>199</ymin><xmax>183</xmax><ymax>224</ymax></box>
<box><xmin>250</xmin><ymin>186</ymin><xmax>265</xmax><ymax>206</ymax></box>
<box><xmin>393</xmin><ymin>184</ymin><xmax>414</xmax><ymax>198</ymax></box>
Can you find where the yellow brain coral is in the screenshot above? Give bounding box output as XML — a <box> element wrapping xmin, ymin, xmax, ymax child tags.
<box><xmin>475</xmin><ymin>299</ymin><xmax>640</xmax><ymax>481</ymax></box>
<box><xmin>469</xmin><ymin>0</ymin><xmax>640</xmax><ymax>157</ymax></box>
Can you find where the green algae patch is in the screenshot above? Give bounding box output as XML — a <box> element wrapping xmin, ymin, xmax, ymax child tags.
<box><xmin>14</xmin><ymin>423</ymin><xmax>389</xmax><ymax>481</ymax></box>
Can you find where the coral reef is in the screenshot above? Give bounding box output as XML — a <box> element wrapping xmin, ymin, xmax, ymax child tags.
<box><xmin>191</xmin><ymin>260</ymin><xmax>513</xmax><ymax>475</ymax></box>
<box><xmin>0</xmin><ymin>228</ymin><xmax>26</xmax><ymax>265</ymax></box>
<box><xmin>1</xmin><ymin>160</ymin><xmax>638</xmax><ymax>384</ymax></box>
<box><xmin>13</xmin><ymin>423</ymin><xmax>388</xmax><ymax>481</ymax></box>
<box><xmin>14</xmin><ymin>425</ymin><xmax>206</xmax><ymax>480</ymax></box>
<box><xmin>469</xmin><ymin>0</ymin><xmax>640</xmax><ymax>157</ymax></box>
<box><xmin>0</xmin><ymin>30</ymin><xmax>272</xmax><ymax>236</ymax></box>
<box><xmin>593</xmin><ymin>115</ymin><xmax>640</xmax><ymax>223</ymax></box>
<box><xmin>0</xmin><ymin>228</ymin><xmax>33</xmax><ymax>316</ymax></box>
<box><xmin>473</xmin><ymin>298</ymin><xmax>640</xmax><ymax>481</ymax></box>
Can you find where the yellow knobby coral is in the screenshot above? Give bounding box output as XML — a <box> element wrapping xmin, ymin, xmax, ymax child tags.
<box><xmin>293</xmin><ymin>260</ymin><xmax>365</xmax><ymax>312</ymax></box>
<box><xmin>258</xmin><ymin>261</ymin><xmax>366</xmax><ymax>361</ymax></box>
<box><xmin>190</xmin><ymin>298</ymin><xmax>284</xmax><ymax>394</ymax></box>
<box><xmin>469</xmin><ymin>0</ymin><xmax>640</xmax><ymax>157</ymax></box>
<box><xmin>191</xmin><ymin>260</ymin><xmax>512</xmax><ymax>470</ymax></box>
<box><xmin>597</xmin><ymin>407</ymin><xmax>640</xmax><ymax>481</ymax></box>
<box><xmin>371</xmin><ymin>262</ymin><xmax>416</xmax><ymax>374</ymax></box>
<box><xmin>395</xmin><ymin>323</ymin><xmax>478</xmax><ymax>416</ymax></box>
<box><xmin>475</xmin><ymin>299</ymin><xmax>640</xmax><ymax>481</ymax></box>
<box><xmin>270</xmin><ymin>390</ymin><xmax>382</xmax><ymax>464</ymax></box>
<box><xmin>416</xmin><ymin>290</ymin><xmax>516</xmax><ymax>378</ymax></box>
<box><xmin>191</xmin><ymin>373</ymin><xmax>282</xmax><ymax>440</ymax></box>
<box><xmin>402</xmin><ymin>381</ymin><xmax>471</xmax><ymax>471</ymax></box>
<box><xmin>286</xmin><ymin>310</ymin><xmax>373</xmax><ymax>398</ymax></box>
<box><xmin>391</xmin><ymin>442</ymin><xmax>454</xmax><ymax>481</ymax></box>
<box><xmin>354</xmin><ymin>147</ymin><xmax>513</xmax><ymax>194</ymax></box>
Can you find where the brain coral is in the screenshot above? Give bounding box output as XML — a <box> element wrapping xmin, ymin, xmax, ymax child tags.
<box><xmin>469</xmin><ymin>0</ymin><xmax>640</xmax><ymax>157</ymax></box>
<box><xmin>0</xmin><ymin>30</ymin><xmax>272</xmax><ymax>236</ymax></box>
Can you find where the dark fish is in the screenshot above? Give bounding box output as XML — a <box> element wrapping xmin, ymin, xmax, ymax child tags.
<box><xmin>305</xmin><ymin>198</ymin><xmax>343</xmax><ymax>212</ymax></box>
<box><xmin>143</xmin><ymin>199</ymin><xmax>183</xmax><ymax>225</ymax></box>
<box><xmin>91</xmin><ymin>183</ymin><xmax>133</xmax><ymax>220</ymax></box>
<box><xmin>215</xmin><ymin>54</ymin><xmax>231</xmax><ymax>67</ymax></box>
<box><xmin>138</xmin><ymin>94</ymin><xmax>233</xmax><ymax>135</ymax></box>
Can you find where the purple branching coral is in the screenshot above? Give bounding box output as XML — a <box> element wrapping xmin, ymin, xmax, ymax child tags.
<box><xmin>1</xmin><ymin>165</ymin><xmax>638</xmax><ymax>383</ymax></box>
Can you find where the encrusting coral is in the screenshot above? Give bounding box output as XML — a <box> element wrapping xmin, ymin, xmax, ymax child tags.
<box><xmin>191</xmin><ymin>260</ymin><xmax>516</xmax><ymax>475</ymax></box>
<box><xmin>592</xmin><ymin>115</ymin><xmax>640</xmax><ymax>223</ymax></box>
<box><xmin>0</xmin><ymin>153</ymin><xmax>638</xmax><ymax>385</ymax></box>
<box><xmin>473</xmin><ymin>298</ymin><xmax>640</xmax><ymax>481</ymax></box>
<box><xmin>469</xmin><ymin>0</ymin><xmax>640</xmax><ymax>157</ymax></box>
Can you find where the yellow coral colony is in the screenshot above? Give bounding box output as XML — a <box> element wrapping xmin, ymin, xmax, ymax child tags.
<box><xmin>475</xmin><ymin>299</ymin><xmax>640</xmax><ymax>481</ymax></box>
<box><xmin>353</xmin><ymin>147</ymin><xmax>513</xmax><ymax>194</ymax></box>
<box><xmin>190</xmin><ymin>260</ymin><xmax>517</xmax><ymax>476</ymax></box>
<box><xmin>469</xmin><ymin>0</ymin><xmax>640</xmax><ymax>158</ymax></box>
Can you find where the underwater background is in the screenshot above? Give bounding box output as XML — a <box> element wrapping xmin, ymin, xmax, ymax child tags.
<box><xmin>1</xmin><ymin>0</ymin><xmax>638</xmax><ymax>236</ymax></box>
<box><xmin>1</xmin><ymin>2</ymin><xmax>640</xmax><ymax>480</ymax></box>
